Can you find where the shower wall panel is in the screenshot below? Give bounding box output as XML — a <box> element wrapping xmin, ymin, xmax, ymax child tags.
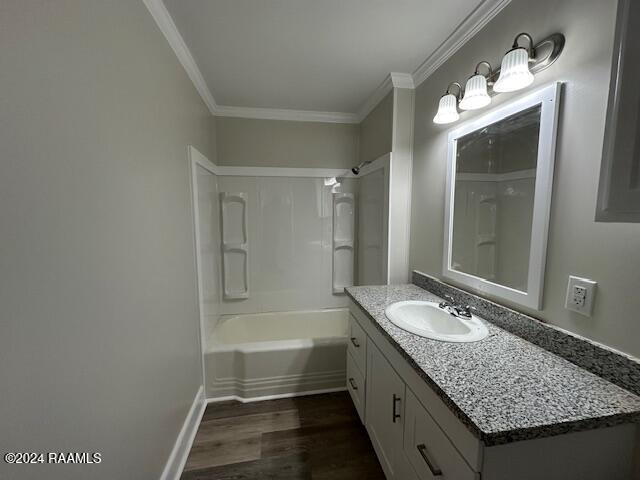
<box><xmin>195</xmin><ymin>164</ymin><xmax>222</xmax><ymax>338</ymax></box>
<box><xmin>217</xmin><ymin>176</ymin><xmax>357</xmax><ymax>314</ymax></box>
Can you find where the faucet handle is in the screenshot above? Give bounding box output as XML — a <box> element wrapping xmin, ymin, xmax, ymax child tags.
<box><xmin>443</xmin><ymin>294</ymin><xmax>455</xmax><ymax>303</ymax></box>
<box><xmin>458</xmin><ymin>305</ymin><xmax>475</xmax><ymax>317</ymax></box>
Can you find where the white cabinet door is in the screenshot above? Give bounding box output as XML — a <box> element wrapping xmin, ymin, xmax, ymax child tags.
<box><xmin>404</xmin><ymin>389</ymin><xmax>478</xmax><ymax>480</ymax></box>
<box><xmin>348</xmin><ymin>314</ymin><xmax>367</xmax><ymax>373</ymax></box>
<box><xmin>346</xmin><ymin>351</ymin><xmax>365</xmax><ymax>423</ymax></box>
<box><xmin>366</xmin><ymin>341</ymin><xmax>406</xmax><ymax>479</ymax></box>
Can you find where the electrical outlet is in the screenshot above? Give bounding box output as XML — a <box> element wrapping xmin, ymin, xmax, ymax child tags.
<box><xmin>565</xmin><ymin>276</ymin><xmax>597</xmax><ymax>316</ymax></box>
<box><xmin>572</xmin><ymin>285</ymin><xmax>587</xmax><ymax>307</ymax></box>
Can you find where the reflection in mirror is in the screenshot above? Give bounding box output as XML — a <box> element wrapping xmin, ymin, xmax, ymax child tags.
<box><xmin>451</xmin><ymin>105</ymin><xmax>541</xmax><ymax>292</ymax></box>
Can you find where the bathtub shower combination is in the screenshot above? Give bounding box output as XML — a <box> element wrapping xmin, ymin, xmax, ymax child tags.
<box><xmin>205</xmin><ymin>309</ymin><xmax>349</xmax><ymax>399</ymax></box>
<box><xmin>191</xmin><ymin>147</ymin><xmax>389</xmax><ymax>401</ymax></box>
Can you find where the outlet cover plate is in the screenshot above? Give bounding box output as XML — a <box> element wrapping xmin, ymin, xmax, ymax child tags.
<box><xmin>565</xmin><ymin>276</ymin><xmax>597</xmax><ymax>316</ymax></box>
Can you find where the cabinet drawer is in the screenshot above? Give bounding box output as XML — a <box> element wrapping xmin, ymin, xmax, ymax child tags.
<box><xmin>347</xmin><ymin>351</ymin><xmax>365</xmax><ymax>422</ymax></box>
<box><xmin>348</xmin><ymin>314</ymin><xmax>367</xmax><ymax>374</ymax></box>
<box><xmin>404</xmin><ymin>389</ymin><xmax>478</xmax><ymax>480</ymax></box>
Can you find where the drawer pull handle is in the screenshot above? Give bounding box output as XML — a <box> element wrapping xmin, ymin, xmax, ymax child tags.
<box><xmin>348</xmin><ymin>378</ymin><xmax>358</xmax><ymax>390</ymax></box>
<box><xmin>392</xmin><ymin>394</ymin><xmax>401</xmax><ymax>423</ymax></box>
<box><xmin>417</xmin><ymin>444</ymin><xmax>442</xmax><ymax>476</ymax></box>
<box><xmin>350</xmin><ymin>337</ymin><xmax>360</xmax><ymax>348</ymax></box>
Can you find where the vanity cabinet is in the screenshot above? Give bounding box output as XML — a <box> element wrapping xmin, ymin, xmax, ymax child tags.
<box><xmin>347</xmin><ymin>299</ymin><xmax>637</xmax><ymax>480</ymax></box>
<box><xmin>365</xmin><ymin>341</ymin><xmax>405</xmax><ymax>478</ymax></box>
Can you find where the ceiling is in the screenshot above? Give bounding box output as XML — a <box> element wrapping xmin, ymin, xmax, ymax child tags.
<box><xmin>160</xmin><ymin>0</ymin><xmax>494</xmax><ymax>117</ymax></box>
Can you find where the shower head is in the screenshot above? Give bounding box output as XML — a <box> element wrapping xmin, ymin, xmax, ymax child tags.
<box><xmin>351</xmin><ymin>160</ymin><xmax>372</xmax><ymax>175</ymax></box>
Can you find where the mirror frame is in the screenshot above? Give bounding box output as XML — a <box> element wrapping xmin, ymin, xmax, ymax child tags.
<box><xmin>443</xmin><ymin>82</ymin><xmax>562</xmax><ymax>310</ymax></box>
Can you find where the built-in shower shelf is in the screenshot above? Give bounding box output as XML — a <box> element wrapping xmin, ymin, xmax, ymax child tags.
<box><xmin>332</xmin><ymin>193</ymin><xmax>355</xmax><ymax>295</ymax></box>
<box><xmin>221</xmin><ymin>192</ymin><xmax>249</xmax><ymax>299</ymax></box>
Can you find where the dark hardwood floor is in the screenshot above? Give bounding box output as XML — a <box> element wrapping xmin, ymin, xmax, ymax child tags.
<box><xmin>180</xmin><ymin>391</ymin><xmax>386</xmax><ymax>479</ymax></box>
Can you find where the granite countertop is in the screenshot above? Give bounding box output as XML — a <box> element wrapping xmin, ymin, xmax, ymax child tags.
<box><xmin>346</xmin><ymin>284</ymin><xmax>640</xmax><ymax>446</ymax></box>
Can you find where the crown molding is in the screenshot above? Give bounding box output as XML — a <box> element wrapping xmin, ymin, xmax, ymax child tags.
<box><xmin>412</xmin><ymin>0</ymin><xmax>512</xmax><ymax>88</ymax></box>
<box><xmin>142</xmin><ymin>0</ymin><xmax>218</xmax><ymax>115</ymax></box>
<box><xmin>390</xmin><ymin>72</ymin><xmax>415</xmax><ymax>89</ymax></box>
<box><xmin>214</xmin><ymin>105</ymin><xmax>359</xmax><ymax>124</ymax></box>
<box><xmin>355</xmin><ymin>72</ymin><xmax>414</xmax><ymax>122</ymax></box>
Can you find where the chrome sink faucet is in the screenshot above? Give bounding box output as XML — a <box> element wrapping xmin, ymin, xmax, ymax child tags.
<box><xmin>438</xmin><ymin>295</ymin><xmax>473</xmax><ymax>318</ymax></box>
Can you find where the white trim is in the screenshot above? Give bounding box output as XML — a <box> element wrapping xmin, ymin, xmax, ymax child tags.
<box><xmin>214</xmin><ymin>166</ymin><xmax>353</xmax><ymax>178</ymax></box>
<box><xmin>190</xmin><ymin>146</ymin><xmax>218</xmax><ymax>174</ymax></box>
<box><xmin>214</xmin><ymin>105</ymin><xmax>359</xmax><ymax>124</ymax></box>
<box><xmin>188</xmin><ymin>161</ymin><xmax>388</xmax><ymax>179</ymax></box>
<box><xmin>206</xmin><ymin>386</ymin><xmax>347</xmax><ymax>404</ymax></box>
<box><xmin>403</xmin><ymin>89</ymin><xmax>415</xmax><ymax>284</ymax></box>
<box><xmin>160</xmin><ymin>385</ymin><xmax>206</xmax><ymax>480</ymax></box>
<box><xmin>386</xmin><ymin>87</ymin><xmax>414</xmax><ymax>284</ymax></box>
<box><xmin>412</xmin><ymin>0</ymin><xmax>512</xmax><ymax>88</ymax></box>
<box><xmin>442</xmin><ymin>83</ymin><xmax>562</xmax><ymax>310</ymax></box>
<box><xmin>143</xmin><ymin>0</ymin><xmax>218</xmax><ymax>115</ymax></box>
<box><xmin>390</xmin><ymin>72</ymin><xmax>415</xmax><ymax>90</ymax></box>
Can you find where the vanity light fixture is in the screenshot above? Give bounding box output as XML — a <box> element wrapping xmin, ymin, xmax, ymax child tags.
<box><xmin>432</xmin><ymin>32</ymin><xmax>564</xmax><ymax>124</ymax></box>
<box><xmin>433</xmin><ymin>82</ymin><xmax>462</xmax><ymax>125</ymax></box>
<box><xmin>459</xmin><ymin>61</ymin><xmax>492</xmax><ymax>110</ymax></box>
<box><xmin>493</xmin><ymin>33</ymin><xmax>535</xmax><ymax>93</ymax></box>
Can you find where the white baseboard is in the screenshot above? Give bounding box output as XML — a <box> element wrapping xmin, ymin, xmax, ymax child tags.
<box><xmin>206</xmin><ymin>386</ymin><xmax>347</xmax><ymax>404</ymax></box>
<box><xmin>160</xmin><ymin>385</ymin><xmax>206</xmax><ymax>480</ymax></box>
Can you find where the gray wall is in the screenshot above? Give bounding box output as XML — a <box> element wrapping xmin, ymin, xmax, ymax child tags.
<box><xmin>0</xmin><ymin>1</ymin><xmax>212</xmax><ymax>478</ymax></box>
<box><xmin>410</xmin><ymin>0</ymin><xmax>640</xmax><ymax>358</ymax></box>
<box><xmin>359</xmin><ymin>91</ymin><xmax>393</xmax><ymax>163</ymax></box>
<box><xmin>216</xmin><ymin>116</ymin><xmax>358</xmax><ymax>168</ymax></box>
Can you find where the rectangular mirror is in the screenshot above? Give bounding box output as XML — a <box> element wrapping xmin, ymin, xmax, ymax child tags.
<box><xmin>443</xmin><ymin>83</ymin><xmax>561</xmax><ymax>309</ymax></box>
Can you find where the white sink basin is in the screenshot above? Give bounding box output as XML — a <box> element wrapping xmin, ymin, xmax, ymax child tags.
<box><xmin>384</xmin><ymin>301</ymin><xmax>488</xmax><ymax>343</ymax></box>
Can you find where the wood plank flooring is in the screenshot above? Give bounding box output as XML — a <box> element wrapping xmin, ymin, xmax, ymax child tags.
<box><xmin>181</xmin><ymin>391</ymin><xmax>386</xmax><ymax>479</ymax></box>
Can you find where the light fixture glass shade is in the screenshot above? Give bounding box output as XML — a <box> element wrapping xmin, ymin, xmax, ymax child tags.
<box><xmin>433</xmin><ymin>93</ymin><xmax>459</xmax><ymax>124</ymax></box>
<box><xmin>459</xmin><ymin>74</ymin><xmax>491</xmax><ymax>110</ymax></box>
<box><xmin>493</xmin><ymin>47</ymin><xmax>534</xmax><ymax>93</ymax></box>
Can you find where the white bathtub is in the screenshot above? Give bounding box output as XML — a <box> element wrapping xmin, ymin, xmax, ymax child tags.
<box><xmin>205</xmin><ymin>308</ymin><xmax>349</xmax><ymax>400</ymax></box>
